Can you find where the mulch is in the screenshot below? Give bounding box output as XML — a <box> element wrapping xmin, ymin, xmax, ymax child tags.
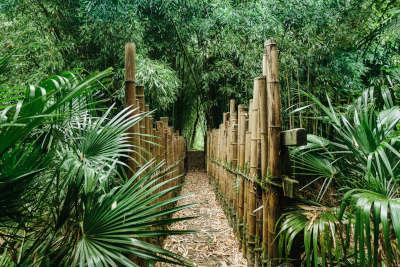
<box><xmin>159</xmin><ymin>171</ymin><xmax>247</xmax><ymax>267</ymax></box>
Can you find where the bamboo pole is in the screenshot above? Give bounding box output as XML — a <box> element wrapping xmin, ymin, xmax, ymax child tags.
<box><xmin>230</xmin><ymin>100</ymin><xmax>238</xmax><ymax>223</ymax></box>
<box><xmin>218</xmin><ymin>124</ymin><xmax>223</xmax><ymax>192</ymax></box>
<box><xmin>222</xmin><ymin>113</ymin><xmax>229</xmax><ymax>203</ymax></box>
<box><xmin>145</xmin><ymin>104</ymin><xmax>151</xmax><ymax>162</ymax></box>
<box><xmin>253</xmin><ymin>77</ymin><xmax>265</xmax><ymax>267</ymax></box>
<box><xmin>247</xmin><ymin>86</ymin><xmax>259</xmax><ymax>266</ymax></box>
<box><xmin>156</xmin><ymin>121</ymin><xmax>163</xmax><ymax>162</ymax></box>
<box><xmin>137</xmin><ymin>86</ymin><xmax>145</xmax><ymax>165</ymax></box>
<box><xmin>237</xmin><ymin>105</ymin><xmax>246</xmax><ymax>240</ymax></box>
<box><xmin>124</xmin><ymin>43</ymin><xmax>139</xmax><ymax>171</ymax></box>
<box><xmin>258</xmin><ymin>75</ymin><xmax>270</xmax><ymax>264</ymax></box>
<box><xmin>265</xmin><ymin>39</ymin><xmax>281</xmax><ymax>261</ymax></box>
<box><xmin>243</xmin><ymin>116</ymin><xmax>251</xmax><ymax>257</ymax></box>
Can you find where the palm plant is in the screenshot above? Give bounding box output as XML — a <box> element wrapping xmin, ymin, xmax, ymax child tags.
<box><xmin>0</xmin><ymin>67</ymin><xmax>193</xmax><ymax>266</ymax></box>
<box><xmin>278</xmin><ymin>87</ymin><xmax>400</xmax><ymax>266</ymax></box>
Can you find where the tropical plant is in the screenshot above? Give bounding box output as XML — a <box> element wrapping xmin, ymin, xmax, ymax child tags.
<box><xmin>278</xmin><ymin>87</ymin><xmax>400</xmax><ymax>266</ymax></box>
<box><xmin>0</xmin><ymin>68</ymin><xmax>193</xmax><ymax>266</ymax></box>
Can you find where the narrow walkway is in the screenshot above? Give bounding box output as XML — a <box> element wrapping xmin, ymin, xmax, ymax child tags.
<box><xmin>161</xmin><ymin>171</ymin><xmax>246</xmax><ymax>266</ymax></box>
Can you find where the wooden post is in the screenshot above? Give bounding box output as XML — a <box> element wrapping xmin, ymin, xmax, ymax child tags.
<box><xmin>218</xmin><ymin>125</ymin><xmax>223</xmax><ymax>192</ymax></box>
<box><xmin>230</xmin><ymin>100</ymin><xmax>238</xmax><ymax>223</ymax></box>
<box><xmin>265</xmin><ymin>39</ymin><xmax>281</xmax><ymax>261</ymax></box>
<box><xmin>144</xmin><ymin>104</ymin><xmax>151</xmax><ymax>162</ymax></box>
<box><xmin>223</xmin><ymin>112</ymin><xmax>229</xmax><ymax>205</ymax></box>
<box><xmin>258</xmin><ymin>74</ymin><xmax>269</xmax><ymax>265</ymax></box>
<box><xmin>156</xmin><ymin>121</ymin><xmax>163</xmax><ymax>162</ymax></box>
<box><xmin>137</xmin><ymin>86</ymin><xmax>145</xmax><ymax>165</ymax></box>
<box><xmin>237</xmin><ymin>105</ymin><xmax>246</xmax><ymax>241</ymax></box>
<box><xmin>124</xmin><ymin>43</ymin><xmax>139</xmax><ymax>171</ymax></box>
<box><xmin>247</xmin><ymin>83</ymin><xmax>259</xmax><ymax>266</ymax></box>
<box><xmin>243</xmin><ymin>114</ymin><xmax>251</xmax><ymax>257</ymax></box>
<box><xmin>254</xmin><ymin>77</ymin><xmax>265</xmax><ymax>267</ymax></box>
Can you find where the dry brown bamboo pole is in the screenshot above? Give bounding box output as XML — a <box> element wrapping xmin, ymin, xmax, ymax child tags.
<box><xmin>174</xmin><ymin>131</ymin><xmax>178</xmax><ymax>181</ymax></box>
<box><xmin>159</xmin><ymin>119</ymin><xmax>168</xmax><ymax>204</ymax></box>
<box><xmin>252</xmin><ymin>78</ymin><xmax>264</xmax><ymax>267</ymax></box>
<box><xmin>237</xmin><ymin>105</ymin><xmax>246</xmax><ymax>242</ymax></box>
<box><xmin>166</xmin><ymin>126</ymin><xmax>173</xmax><ymax>200</ymax></box>
<box><xmin>206</xmin><ymin>131</ymin><xmax>210</xmax><ymax>174</ymax></box>
<box><xmin>230</xmin><ymin>100</ymin><xmax>238</xmax><ymax>223</ymax></box>
<box><xmin>223</xmin><ymin>112</ymin><xmax>229</xmax><ymax>204</ymax></box>
<box><xmin>265</xmin><ymin>39</ymin><xmax>281</xmax><ymax>262</ymax></box>
<box><xmin>144</xmin><ymin>104</ymin><xmax>151</xmax><ymax>162</ymax></box>
<box><xmin>180</xmin><ymin>136</ymin><xmax>185</xmax><ymax>176</ymax></box>
<box><xmin>258</xmin><ymin>75</ymin><xmax>270</xmax><ymax>265</ymax></box>
<box><xmin>253</xmin><ymin>78</ymin><xmax>263</xmax><ymax>267</ymax></box>
<box><xmin>209</xmin><ymin>131</ymin><xmax>211</xmax><ymax>175</ymax></box>
<box><xmin>136</xmin><ymin>86</ymin><xmax>145</xmax><ymax>165</ymax></box>
<box><xmin>217</xmin><ymin>125</ymin><xmax>223</xmax><ymax>192</ymax></box>
<box><xmin>171</xmin><ymin>131</ymin><xmax>176</xmax><ymax>190</ymax></box>
<box><xmin>227</xmin><ymin>104</ymin><xmax>233</xmax><ymax>212</ymax></box>
<box><xmin>215</xmin><ymin>129</ymin><xmax>217</xmax><ymax>178</ymax></box>
<box><xmin>160</xmin><ymin>117</ymin><xmax>169</xmax><ymax>163</ymax></box>
<box><xmin>211</xmin><ymin>131</ymin><xmax>214</xmax><ymax>177</ymax></box>
<box><xmin>243</xmin><ymin>113</ymin><xmax>251</xmax><ymax>257</ymax></box>
<box><xmin>124</xmin><ymin>43</ymin><xmax>139</xmax><ymax>171</ymax></box>
<box><xmin>212</xmin><ymin>130</ymin><xmax>215</xmax><ymax>178</ymax></box>
<box><xmin>247</xmin><ymin>88</ymin><xmax>259</xmax><ymax>266</ymax></box>
<box><xmin>156</xmin><ymin>121</ymin><xmax>163</xmax><ymax>162</ymax></box>
<box><xmin>155</xmin><ymin>121</ymin><xmax>162</xmax><ymax>198</ymax></box>
<box><xmin>212</xmin><ymin>130</ymin><xmax>214</xmax><ymax>176</ymax></box>
<box><xmin>152</xmin><ymin>126</ymin><xmax>156</xmax><ymax>156</ymax></box>
<box><xmin>212</xmin><ymin>130</ymin><xmax>216</xmax><ymax>178</ymax></box>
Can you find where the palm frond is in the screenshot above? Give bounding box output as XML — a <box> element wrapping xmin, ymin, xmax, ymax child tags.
<box><xmin>278</xmin><ymin>206</ymin><xmax>343</xmax><ymax>267</ymax></box>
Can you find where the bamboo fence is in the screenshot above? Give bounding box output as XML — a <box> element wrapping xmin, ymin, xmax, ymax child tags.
<box><xmin>124</xmin><ymin>42</ymin><xmax>186</xmax><ymax>196</ymax></box>
<box><xmin>206</xmin><ymin>39</ymin><xmax>306</xmax><ymax>266</ymax></box>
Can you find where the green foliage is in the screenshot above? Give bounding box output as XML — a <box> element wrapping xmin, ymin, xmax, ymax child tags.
<box><xmin>136</xmin><ymin>57</ymin><xmax>180</xmax><ymax>111</ymax></box>
<box><xmin>1</xmin><ymin>0</ymin><xmax>399</xmax><ymax>147</ymax></box>
<box><xmin>278</xmin><ymin>206</ymin><xmax>344</xmax><ymax>266</ymax></box>
<box><xmin>279</xmin><ymin>87</ymin><xmax>400</xmax><ymax>266</ymax></box>
<box><xmin>0</xmin><ymin>70</ymin><xmax>192</xmax><ymax>266</ymax></box>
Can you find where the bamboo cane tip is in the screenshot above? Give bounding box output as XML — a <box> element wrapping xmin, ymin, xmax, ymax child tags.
<box><xmin>229</xmin><ymin>99</ymin><xmax>236</xmax><ymax>112</ymax></box>
<box><xmin>125</xmin><ymin>42</ymin><xmax>135</xmax><ymax>51</ymax></box>
<box><xmin>264</xmin><ymin>39</ymin><xmax>276</xmax><ymax>47</ymax></box>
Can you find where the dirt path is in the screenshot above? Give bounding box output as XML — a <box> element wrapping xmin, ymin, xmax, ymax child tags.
<box><xmin>160</xmin><ymin>171</ymin><xmax>246</xmax><ymax>267</ymax></box>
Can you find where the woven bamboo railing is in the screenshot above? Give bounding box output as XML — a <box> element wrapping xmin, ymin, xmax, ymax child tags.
<box><xmin>206</xmin><ymin>39</ymin><xmax>306</xmax><ymax>266</ymax></box>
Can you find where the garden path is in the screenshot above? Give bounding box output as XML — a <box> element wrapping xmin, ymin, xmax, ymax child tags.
<box><xmin>160</xmin><ymin>171</ymin><xmax>246</xmax><ymax>267</ymax></box>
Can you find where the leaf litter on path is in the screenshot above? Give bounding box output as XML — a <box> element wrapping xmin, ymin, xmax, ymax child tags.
<box><xmin>158</xmin><ymin>171</ymin><xmax>247</xmax><ymax>267</ymax></box>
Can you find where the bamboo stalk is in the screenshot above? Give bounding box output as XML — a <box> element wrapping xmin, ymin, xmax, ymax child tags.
<box><xmin>254</xmin><ymin>77</ymin><xmax>265</xmax><ymax>267</ymax></box>
<box><xmin>137</xmin><ymin>86</ymin><xmax>145</xmax><ymax>165</ymax></box>
<box><xmin>237</xmin><ymin>105</ymin><xmax>246</xmax><ymax>241</ymax></box>
<box><xmin>257</xmin><ymin>75</ymin><xmax>269</xmax><ymax>264</ymax></box>
<box><xmin>145</xmin><ymin>104</ymin><xmax>151</xmax><ymax>162</ymax></box>
<box><xmin>218</xmin><ymin>124</ymin><xmax>224</xmax><ymax>193</ymax></box>
<box><xmin>230</xmin><ymin>100</ymin><xmax>238</xmax><ymax>223</ymax></box>
<box><xmin>243</xmin><ymin>118</ymin><xmax>251</xmax><ymax>257</ymax></box>
<box><xmin>247</xmin><ymin>85</ymin><xmax>260</xmax><ymax>266</ymax></box>
<box><xmin>124</xmin><ymin>43</ymin><xmax>139</xmax><ymax>171</ymax></box>
<box><xmin>265</xmin><ymin>39</ymin><xmax>281</xmax><ymax>262</ymax></box>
